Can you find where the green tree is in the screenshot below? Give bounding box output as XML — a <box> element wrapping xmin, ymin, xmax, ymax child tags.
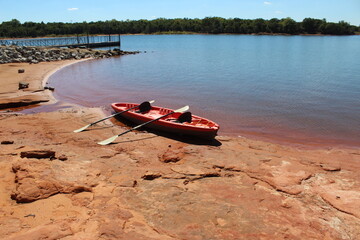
<box><xmin>253</xmin><ymin>18</ymin><xmax>267</xmax><ymax>33</ymax></box>
<box><xmin>0</xmin><ymin>17</ymin><xmax>358</xmax><ymax>38</ymax></box>
<box><xmin>267</xmin><ymin>18</ymin><xmax>281</xmax><ymax>33</ymax></box>
<box><xmin>302</xmin><ymin>18</ymin><xmax>324</xmax><ymax>34</ymax></box>
<box><xmin>202</xmin><ymin>17</ymin><xmax>225</xmax><ymax>33</ymax></box>
<box><xmin>320</xmin><ymin>21</ymin><xmax>354</xmax><ymax>35</ymax></box>
<box><xmin>280</xmin><ymin>17</ymin><xmax>300</xmax><ymax>34</ymax></box>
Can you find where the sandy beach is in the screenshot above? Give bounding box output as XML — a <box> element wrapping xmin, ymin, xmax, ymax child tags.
<box><xmin>0</xmin><ymin>60</ymin><xmax>359</xmax><ymax>239</ymax></box>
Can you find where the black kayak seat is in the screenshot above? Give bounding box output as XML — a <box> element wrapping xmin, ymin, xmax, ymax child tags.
<box><xmin>136</xmin><ymin>101</ymin><xmax>151</xmax><ymax>113</ymax></box>
<box><xmin>177</xmin><ymin>112</ymin><xmax>192</xmax><ymax>123</ymax></box>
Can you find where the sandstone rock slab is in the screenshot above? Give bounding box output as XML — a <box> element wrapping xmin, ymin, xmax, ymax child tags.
<box><xmin>11</xmin><ymin>158</ymin><xmax>95</xmax><ymax>203</ymax></box>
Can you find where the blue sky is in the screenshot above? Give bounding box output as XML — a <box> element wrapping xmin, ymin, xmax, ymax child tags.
<box><xmin>0</xmin><ymin>0</ymin><xmax>359</xmax><ymax>25</ymax></box>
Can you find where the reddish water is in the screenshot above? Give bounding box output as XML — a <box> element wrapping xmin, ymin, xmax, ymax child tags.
<box><xmin>48</xmin><ymin>35</ymin><xmax>360</xmax><ymax>148</ymax></box>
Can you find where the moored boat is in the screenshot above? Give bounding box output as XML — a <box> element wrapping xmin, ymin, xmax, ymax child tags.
<box><xmin>111</xmin><ymin>102</ymin><xmax>219</xmax><ymax>139</ymax></box>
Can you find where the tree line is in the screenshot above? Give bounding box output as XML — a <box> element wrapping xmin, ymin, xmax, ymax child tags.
<box><xmin>0</xmin><ymin>17</ymin><xmax>358</xmax><ymax>38</ymax></box>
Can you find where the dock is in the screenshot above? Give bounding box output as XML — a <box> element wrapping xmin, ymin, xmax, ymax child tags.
<box><xmin>0</xmin><ymin>35</ymin><xmax>121</xmax><ymax>49</ymax></box>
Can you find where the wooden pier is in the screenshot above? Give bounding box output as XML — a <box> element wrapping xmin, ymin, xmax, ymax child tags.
<box><xmin>0</xmin><ymin>35</ymin><xmax>121</xmax><ymax>49</ymax></box>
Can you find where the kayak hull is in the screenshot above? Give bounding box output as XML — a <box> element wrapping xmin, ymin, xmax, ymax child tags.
<box><xmin>111</xmin><ymin>103</ymin><xmax>219</xmax><ymax>139</ymax></box>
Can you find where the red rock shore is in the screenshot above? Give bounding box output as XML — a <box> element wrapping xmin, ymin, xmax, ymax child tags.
<box><xmin>0</xmin><ymin>60</ymin><xmax>359</xmax><ymax>239</ymax></box>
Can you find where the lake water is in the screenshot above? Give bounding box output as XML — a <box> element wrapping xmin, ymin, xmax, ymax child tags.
<box><xmin>50</xmin><ymin>35</ymin><xmax>360</xmax><ymax>147</ymax></box>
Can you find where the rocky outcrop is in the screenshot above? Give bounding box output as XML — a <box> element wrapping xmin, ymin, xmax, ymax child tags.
<box><xmin>11</xmin><ymin>158</ymin><xmax>97</xmax><ymax>203</ymax></box>
<box><xmin>18</xmin><ymin>82</ymin><xmax>29</xmax><ymax>90</ymax></box>
<box><xmin>20</xmin><ymin>150</ymin><xmax>56</xmax><ymax>159</ymax></box>
<box><xmin>159</xmin><ymin>148</ymin><xmax>184</xmax><ymax>163</ymax></box>
<box><xmin>0</xmin><ymin>46</ymin><xmax>139</xmax><ymax>64</ymax></box>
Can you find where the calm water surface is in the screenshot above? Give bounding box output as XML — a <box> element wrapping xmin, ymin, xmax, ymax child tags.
<box><xmin>50</xmin><ymin>35</ymin><xmax>360</xmax><ymax>147</ymax></box>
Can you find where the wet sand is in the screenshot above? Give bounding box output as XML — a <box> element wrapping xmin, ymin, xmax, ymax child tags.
<box><xmin>0</xmin><ymin>60</ymin><xmax>359</xmax><ymax>239</ymax></box>
<box><xmin>0</xmin><ymin>60</ymin><xmax>85</xmax><ymax>109</ymax></box>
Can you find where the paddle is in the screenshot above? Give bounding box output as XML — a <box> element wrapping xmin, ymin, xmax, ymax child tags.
<box><xmin>73</xmin><ymin>100</ymin><xmax>155</xmax><ymax>133</ymax></box>
<box><xmin>98</xmin><ymin>105</ymin><xmax>189</xmax><ymax>145</ymax></box>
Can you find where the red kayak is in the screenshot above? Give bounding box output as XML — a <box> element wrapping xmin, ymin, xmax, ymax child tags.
<box><xmin>111</xmin><ymin>102</ymin><xmax>219</xmax><ymax>139</ymax></box>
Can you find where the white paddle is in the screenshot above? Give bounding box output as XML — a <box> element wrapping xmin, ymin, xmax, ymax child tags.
<box><xmin>73</xmin><ymin>100</ymin><xmax>155</xmax><ymax>133</ymax></box>
<box><xmin>98</xmin><ymin>105</ymin><xmax>189</xmax><ymax>145</ymax></box>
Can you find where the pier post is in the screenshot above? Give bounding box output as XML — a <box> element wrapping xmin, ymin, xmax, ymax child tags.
<box><xmin>118</xmin><ymin>34</ymin><xmax>121</xmax><ymax>50</ymax></box>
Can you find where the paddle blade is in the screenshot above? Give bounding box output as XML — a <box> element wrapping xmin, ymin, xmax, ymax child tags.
<box><xmin>174</xmin><ymin>105</ymin><xmax>189</xmax><ymax>113</ymax></box>
<box><xmin>148</xmin><ymin>100</ymin><xmax>155</xmax><ymax>104</ymax></box>
<box><xmin>97</xmin><ymin>135</ymin><xmax>119</xmax><ymax>145</ymax></box>
<box><xmin>73</xmin><ymin>124</ymin><xmax>91</xmax><ymax>133</ymax></box>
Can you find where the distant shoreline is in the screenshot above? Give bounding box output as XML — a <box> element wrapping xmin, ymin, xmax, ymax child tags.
<box><xmin>1</xmin><ymin>17</ymin><xmax>358</xmax><ymax>38</ymax></box>
<box><xmin>1</xmin><ymin>31</ymin><xmax>359</xmax><ymax>40</ymax></box>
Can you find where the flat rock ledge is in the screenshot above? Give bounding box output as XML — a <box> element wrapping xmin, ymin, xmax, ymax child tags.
<box><xmin>11</xmin><ymin>158</ymin><xmax>98</xmax><ymax>203</ymax></box>
<box><xmin>0</xmin><ymin>45</ymin><xmax>139</xmax><ymax>64</ymax></box>
<box><xmin>0</xmin><ymin>95</ymin><xmax>49</xmax><ymax>110</ymax></box>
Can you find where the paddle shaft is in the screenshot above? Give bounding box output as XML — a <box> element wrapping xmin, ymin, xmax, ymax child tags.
<box><xmin>74</xmin><ymin>100</ymin><xmax>155</xmax><ymax>132</ymax></box>
<box><xmin>90</xmin><ymin>105</ymin><xmax>139</xmax><ymax>126</ymax></box>
<box><xmin>116</xmin><ymin>111</ymin><xmax>177</xmax><ymax>137</ymax></box>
